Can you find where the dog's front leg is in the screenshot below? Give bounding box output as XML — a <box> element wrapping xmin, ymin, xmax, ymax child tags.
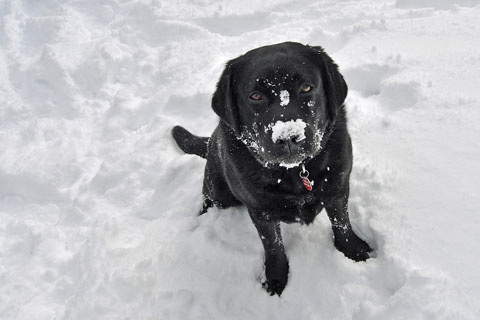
<box><xmin>249</xmin><ymin>211</ymin><xmax>289</xmax><ymax>296</ymax></box>
<box><xmin>325</xmin><ymin>197</ymin><xmax>372</xmax><ymax>262</ymax></box>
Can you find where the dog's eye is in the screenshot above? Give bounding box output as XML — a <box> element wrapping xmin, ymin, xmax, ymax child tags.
<box><xmin>300</xmin><ymin>85</ymin><xmax>312</xmax><ymax>93</ymax></box>
<box><xmin>250</xmin><ymin>93</ymin><xmax>263</xmax><ymax>101</ymax></box>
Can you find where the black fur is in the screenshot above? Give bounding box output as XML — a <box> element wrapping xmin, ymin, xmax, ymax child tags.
<box><xmin>171</xmin><ymin>42</ymin><xmax>372</xmax><ymax>296</ymax></box>
<box><xmin>172</xmin><ymin>126</ymin><xmax>208</xmax><ymax>158</ymax></box>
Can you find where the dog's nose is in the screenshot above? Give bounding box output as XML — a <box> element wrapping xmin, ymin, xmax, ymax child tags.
<box><xmin>276</xmin><ymin>135</ymin><xmax>304</xmax><ymax>153</ymax></box>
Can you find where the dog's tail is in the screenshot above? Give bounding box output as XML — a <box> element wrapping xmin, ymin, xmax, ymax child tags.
<box><xmin>171</xmin><ymin>126</ymin><xmax>209</xmax><ymax>159</ymax></box>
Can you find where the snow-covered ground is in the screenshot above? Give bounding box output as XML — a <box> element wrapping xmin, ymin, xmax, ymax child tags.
<box><xmin>1</xmin><ymin>0</ymin><xmax>480</xmax><ymax>318</ymax></box>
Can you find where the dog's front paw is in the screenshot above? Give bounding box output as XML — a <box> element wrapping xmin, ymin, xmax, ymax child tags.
<box><xmin>335</xmin><ymin>232</ymin><xmax>373</xmax><ymax>262</ymax></box>
<box><xmin>261</xmin><ymin>257</ymin><xmax>289</xmax><ymax>296</ymax></box>
<box><xmin>262</xmin><ymin>278</ymin><xmax>287</xmax><ymax>296</ymax></box>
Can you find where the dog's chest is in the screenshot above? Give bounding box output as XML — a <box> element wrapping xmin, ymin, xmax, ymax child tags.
<box><xmin>266</xmin><ymin>194</ymin><xmax>322</xmax><ymax>223</ymax></box>
<box><xmin>268</xmin><ymin>168</ymin><xmax>329</xmax><ymax>195</ymax></box>
<box><xmin>259</xmin><ymin>177</ymin><xmax>326</xmax><ymax>223</ymax></box>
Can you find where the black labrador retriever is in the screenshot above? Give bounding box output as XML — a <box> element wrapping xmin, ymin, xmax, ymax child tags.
<box><xmin>172</xmin><ymin>42</ymin><xmax>372</xmax><ymax>296</ymax></box>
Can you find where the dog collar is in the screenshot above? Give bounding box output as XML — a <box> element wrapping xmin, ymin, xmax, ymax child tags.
<box><xmin>299</xmin><ymin>163</ymin><xmax>313</xmax><ymax>191</ymax></box>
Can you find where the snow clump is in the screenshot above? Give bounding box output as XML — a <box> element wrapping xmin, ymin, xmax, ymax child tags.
<box><xmin>279</xmin><ymin>90</ymin><xmax>290</xmax><ymax>106</ymax></box>
<box><xmin>271</xmin><ymin>119</ymin><xmax>306</xmax><ymax>143</ymax></box>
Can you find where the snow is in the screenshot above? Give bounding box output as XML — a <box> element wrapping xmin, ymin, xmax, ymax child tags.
<box><xmin>270</xmin><ymin>119</ymin><xmax>306</xmax><ymax>144</ymax></box>
<box><xmin>279</xmin><ymin>89</ymin><xmax>290</xmax><ymax>106</ymax></box>
<box><xmin>1</xmin><ymin>0</ymin><xmax>480</xmax><ymax>319</ymax></box>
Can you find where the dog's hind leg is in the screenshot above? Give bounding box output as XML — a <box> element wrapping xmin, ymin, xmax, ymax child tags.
<box><xmin>199</xmin><ymin>160</ymin><xmax>241</xmax><ymax>215</ymax></box>
<box><xmin>199</xmin><ymin>196</ymin><xmax>213</xmax><ymax>215</ymax></box>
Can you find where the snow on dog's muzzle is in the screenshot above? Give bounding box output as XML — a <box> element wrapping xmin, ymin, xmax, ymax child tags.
<box><xmin>270</xmin><ymin>119</ymin><xmax>307</xmax><ymax>144</ymax></box>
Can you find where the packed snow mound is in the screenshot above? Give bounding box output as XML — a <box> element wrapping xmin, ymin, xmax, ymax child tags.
<box><xmin>1</xmin><ymin>0</ymin><xmax>480</xmax><ymax>319</ymax></box>
<box><xmin>271</xmin><ymin>119</ymin><xmax>306</xmax><ymax>143</ymax></box>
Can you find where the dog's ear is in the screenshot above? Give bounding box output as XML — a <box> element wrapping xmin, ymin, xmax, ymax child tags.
<box><xmin>212</xmin><ymin>61</ymin><xmax>241</xmax><ymax>136</ymax></box>
<box><xmin>308</xmin><ymin>46</ymin><xmax>348</xmax><ymax>121</ymax></box>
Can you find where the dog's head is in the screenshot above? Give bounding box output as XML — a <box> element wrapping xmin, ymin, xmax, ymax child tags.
<box><xmin>212</xmin><ymin>42</ymin><xmax>347</xmax><ymax>168</ymax></box>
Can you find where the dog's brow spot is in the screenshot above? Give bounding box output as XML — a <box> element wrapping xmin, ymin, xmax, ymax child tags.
<box><xmin>279</xmin><ymin>90</ymin><xmax>290</xmax><ymax>106</ymax></box>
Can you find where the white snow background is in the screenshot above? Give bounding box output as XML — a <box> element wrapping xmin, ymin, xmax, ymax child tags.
<box><xmin>1</xmin><ymin>0</ymin><xmax>480</xmax><ymax>319</ymax></box>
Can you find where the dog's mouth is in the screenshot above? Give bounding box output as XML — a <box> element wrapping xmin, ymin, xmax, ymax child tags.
<box><xmin>241</xmin><ymin>139</ymin><xmax>313</xmax><ymax>168</ymax></box>
<box><xmin>277</xmin><ymin>152</ymin><xmax>309</xmax><ymax>168</ymax></box>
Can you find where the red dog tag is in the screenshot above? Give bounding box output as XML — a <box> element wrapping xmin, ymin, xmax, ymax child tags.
<box><xmin>299</xmin><ymin>164</ymin><xmax>313</xmax><ymax>191</ymax></box>
<box><xmin>301</xmin><ymin>176</ymin><xmax>313</xmax><ymax>191</ymax></box>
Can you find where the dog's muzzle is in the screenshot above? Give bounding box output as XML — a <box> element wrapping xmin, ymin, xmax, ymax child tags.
<box><xmin>270</xmin><ymin>119</ymin><xmax>307</xmax><ymax>154</ymax></box>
